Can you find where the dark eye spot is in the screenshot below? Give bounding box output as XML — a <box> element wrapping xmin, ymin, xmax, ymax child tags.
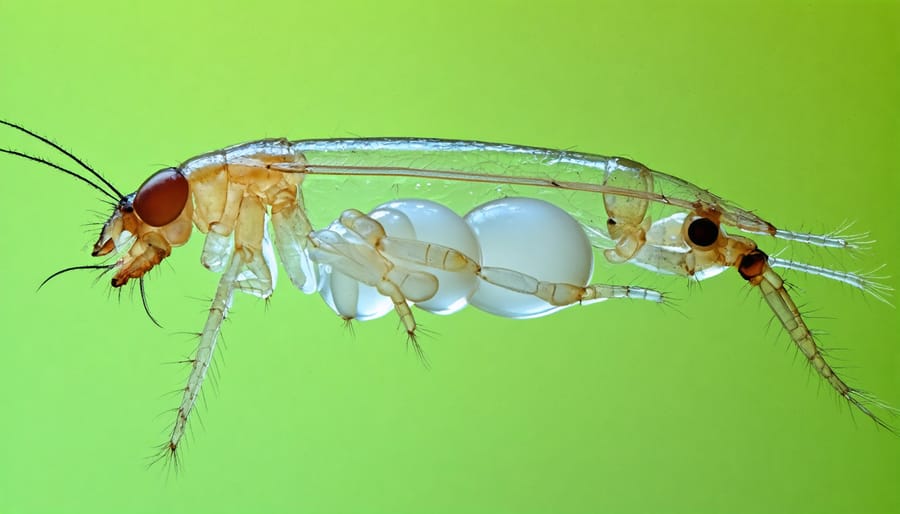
<box><xmin>133</xmin><ymin>168</ymin><xmax>189</xmax><ymax>227</ymax></box>
<box><xmin>687</xmin><ymin>217</ymin><xmax>719</xmax><ymax>247</ymax></box>
<box><xmin>607</xmin><ymin>218</ymin><xmax>617</xmax><ymax>226</ymax></box>
<box><xmin>118</xmin><ymin>194</ymin><xmax>135</xmax><ymax>213</ymax></box>
<box><xmin>738</xmin><ymin>249</ymin><xmax>769</xmax><ymax>280</ymax></box>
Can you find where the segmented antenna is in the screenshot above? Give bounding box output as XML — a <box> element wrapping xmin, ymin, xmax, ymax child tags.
<box><xmin>0</xmin><ymin>119</ymin><xmax>123</xmax><ymax>200</ymax></box>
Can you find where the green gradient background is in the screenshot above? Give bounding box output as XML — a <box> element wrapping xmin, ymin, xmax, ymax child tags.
<box><xmin>1</xmin><ymin>1</ymin><xmax>898</xmax><ymax>513</ymax></box>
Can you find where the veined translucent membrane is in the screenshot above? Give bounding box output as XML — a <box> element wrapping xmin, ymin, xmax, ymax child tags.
<box><xmin>280</xmin><ymin>139</ymin><xmax>780</xmax><ymax>241</ymax></box>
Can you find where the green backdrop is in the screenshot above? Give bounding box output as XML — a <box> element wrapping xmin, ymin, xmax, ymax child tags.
<box><xmin>1</xmin><ymin>1</ymin><xmax>897</xmax><ymax>513</ymax></box>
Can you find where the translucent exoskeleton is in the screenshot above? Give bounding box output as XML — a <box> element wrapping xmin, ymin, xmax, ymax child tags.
<box><xmin>0</xmin><ymin>120</ymin><xmax>895</xmax><ymax>465</ymax></box>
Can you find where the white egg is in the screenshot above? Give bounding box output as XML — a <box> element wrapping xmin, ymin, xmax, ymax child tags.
<box><xmin>465</xmin><ymin>197</ymin><xmax>593</xmax><ymax>318</ymax></box>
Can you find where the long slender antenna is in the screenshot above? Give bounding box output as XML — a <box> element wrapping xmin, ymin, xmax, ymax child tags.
<box><xmin>38</xmin><ymin>264</ymin><xmax>116</xmax><ymax>290</ymax></box>
<box><xmin>139</xmin><ymin>277</ymin><xmax>164</xmax><ymax>328</ymax></box>
<box><xmin>0</xmin><ymin>119</ymin><xmax>124</xmax><ymax>199</ymax></box>
<box><xmin>0</xmin><ymin>148</ymin><xmax>120</xmax><ymax>202</ymax></box>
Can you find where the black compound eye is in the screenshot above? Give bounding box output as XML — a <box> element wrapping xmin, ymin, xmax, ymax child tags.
<box><xmin>687</xmin><ymin>217</ymin><xmax>719</xmax><ymax>247</ymax></box>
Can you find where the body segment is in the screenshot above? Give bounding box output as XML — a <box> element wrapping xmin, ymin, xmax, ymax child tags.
<box><xmin>0</xmin><ymin>120</ymin><xmax>893</xmax><ymax>463</ymax></box>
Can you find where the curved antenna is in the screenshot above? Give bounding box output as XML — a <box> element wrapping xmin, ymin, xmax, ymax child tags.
<box><xmin>0</xmin><ymin>119</ymin><xmax>124</xmax><ymax>199</ymax></box>
<box><xmin>139</xmin><ymin>277</ymin><xmax>164</xmax><ymax>328</ymax></box>
<box><xmin>0</xmin><ymin>148</ymin><xmax>120</xmax><ymax>202</ymax></box>
<box><xmin>38</xmin><ymin>264</ymin><xmax>116</xmax><ymax>290</ymax></box>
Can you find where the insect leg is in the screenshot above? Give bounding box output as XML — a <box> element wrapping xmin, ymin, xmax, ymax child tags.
<box><xmin>738</xmin><ymin>250</ymin><xmax>895</xmax><ymax>431</ymax></box>
<box><xmin>379</xmin><ymin>237</ymin><xmax>479</xmax><ymax>274</ymax></box>
<box><xmin>380</xmin><ymin>236</ymin><xmax>664</xmax><ymax>307</ymax></box>
<box><xmin>164</xmin><ymin>190</ymin><xmax>281</xmax><ymax>457</ymax></box>
<box><xmin>310</xmin><ymin>221</ymin><xmax>438</xmax><ymax>338</ymax></box>
<box><xmin>478</xmin><ymin>266</ymin><xmax>663</xmax><ymax>307</ymax></box>
<box><xmin>270</xmin><ymin>182</ymin><xmax>318</xmax><ymax>293</ymax></box>
<box><xmin>164</xmin><ymin>253</ymin><xmax>242</xmax><ymax>458</ymax></box>
<box><xmin>602</xmin><ymin>159</ymin><xmax>654</xmax><ymax>263</ymax></box>
<box><xmin>232</xmin><ymin>195</ymin><xmax>277</xmax><ymax>298</ymax></box>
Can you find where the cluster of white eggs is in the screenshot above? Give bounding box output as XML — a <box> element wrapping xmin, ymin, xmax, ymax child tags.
<box><xmin>312</xmin><ymin>197</ymin><xmax>595</xmax><ymax>321</ymax></box>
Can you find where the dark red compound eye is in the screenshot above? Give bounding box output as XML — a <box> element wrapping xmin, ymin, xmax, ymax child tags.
<box><xmin>133</xmin><ymin>168</ymin><xmax>189</xmax><ymax>227</ymax></box>
<box><xmin>738</xmin><ymin>249</ymin><xmax>769</xmax><ymax>280</ymax></box>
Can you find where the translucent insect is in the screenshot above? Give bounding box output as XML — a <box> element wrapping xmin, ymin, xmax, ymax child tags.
<box><xmin>0</xmin><ymin>120</ymin><xmax>894</xmax><ymax>464</ymax></box>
